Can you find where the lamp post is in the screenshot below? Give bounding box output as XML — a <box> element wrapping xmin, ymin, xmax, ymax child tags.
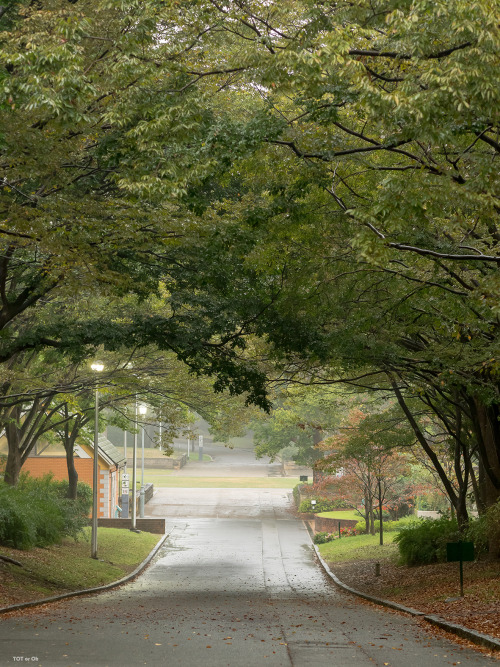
<box><xmin>90</xmin><ymin>362</ymin><xmax>104</xmax><ymax>559</ymax></box>
<box><xmin>158</xmin><ymin>411</ymin><xmax>162</xmax><ymax>453</ymax></box>
<box><xmin>131</xmin><ymin>398</ymin><xmax>139</xmax><ymax>532</ymax></box>
<box><xmin>138</xmin><ymin>404</ymin><xmax>147</xmax><ymax>518</ymax></box>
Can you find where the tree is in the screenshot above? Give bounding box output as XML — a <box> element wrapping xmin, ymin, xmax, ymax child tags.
<box><xmin>251</xmin><ymin>385</ymin><xmax>347</xmax><ymax>469</ymax></box>
<box><xmin>317</xmin><ymin>404</ymin><xmax>417</xmax><ymax>539</ymax></box>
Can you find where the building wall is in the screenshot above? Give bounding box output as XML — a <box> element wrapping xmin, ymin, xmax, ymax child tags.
<box><xmin>21</xmin><ymin>458</ymin><xmax>114</xmax><ymax>518</ymax></box>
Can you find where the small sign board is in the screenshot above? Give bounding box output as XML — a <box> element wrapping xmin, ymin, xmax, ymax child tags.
<box><xmin>446</xmin><ymin>541</ymin><xmax>474</xmax><ymax>562</ymax></box>
<box><xmin>122</xmin><ymin>473</ymin><xmax>129</xmax><ymax>481</ymax></box>
<box><xmin>299</xmin><ymin>475</ymin><xmax>308</xmax><ymax>482</ymax></box>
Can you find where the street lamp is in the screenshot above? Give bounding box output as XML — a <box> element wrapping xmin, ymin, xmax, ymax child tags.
<box><xmin>90</xmin><ymin>362</ymin><xmax>104</xmax><ymax>559</ymax></box>
<box><xmin>131</xmin><ymin>398</ymin><xmax>139</xmax><ymax>532</ymax></box>
<box><xmin>138</xmin><ymin>404</ymin><xmax>147</xmax><ymax>518</ymax></box>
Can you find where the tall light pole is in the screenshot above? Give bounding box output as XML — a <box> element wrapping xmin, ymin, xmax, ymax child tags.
<box><xmin>158</xmin><ymin>410</ymin><xmax>162</xmax><ymax>453</ymax></box>
<box><xmin>90</xmin><ymin>362</ymin><xmax>104</xmax><ymax>559</ymax></box>
<box><xmin>139</xmin><ymin>404</ymin><xmax>147</xmax><ymax>487</ymax></box>
<box><xmin>138</xmin><ymin>404</ymin><xmax>147</xmax><ymax>519</ymax></box>
<box><xmin>131</xmin><ymin>397</ymin><xmax>139</xmax><ymax>532</ymax></box>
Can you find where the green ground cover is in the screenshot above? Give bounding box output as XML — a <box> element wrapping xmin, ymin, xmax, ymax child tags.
<box><xmin>0</xmin><ymin>527</ymin><xmax>160</xmax><ymax>606</ymax></box>
<box><xmin>316</xmin><ymin>510</ymin><xmax>361</xmax><ymax>522</ymax></box>
<box><xmin>143</xmin><ymin>473</ymin><xmax>299</xmax><ymax>488</ymax></box>
<box><xmin>317</xmin><ymin>532</ymin><xmax>397</xmax><ymax>563</ymax></box>
<box><xmin>188</xmin><ymin>453</ymin><xmax>212</xmax><ymax>461</ymax></box>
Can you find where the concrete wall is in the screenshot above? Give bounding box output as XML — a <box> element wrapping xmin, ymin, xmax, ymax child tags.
<box><xmin>126</xmin><ymin>454</ymin><xmax>187</xmax><ymax>470</ymax></box>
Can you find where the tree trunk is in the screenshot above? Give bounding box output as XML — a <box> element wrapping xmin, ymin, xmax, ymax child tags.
<box><xmin>4</xmin><ymin>406</ymin><xmax>22</xmax><ymax>486</ymax></box>
<box><xmin>65</xmin><ymin>440</ymin><xmax>79</xmax><ymax>499</ymax></box>
<box><xmin>364</xmin><ymin>494</ymin><xmax>370</xmax><ymax>534</ymax></box>
<box><xmin>471</xmin><ymin>400</ymin><xmax>500</xmax><ymax>503</ymax></box>
<box><xmin>470</xmin><ymin>400</ymin><xmax>500</xmax><ymax>558</ymax></box>
<box><xmin>378</xmin><ymin>479</ymin><xmax>384</xmax><ymax>546</ymax></box>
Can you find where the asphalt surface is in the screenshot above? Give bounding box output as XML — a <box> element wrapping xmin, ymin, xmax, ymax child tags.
<box><xmin>0</xmin><ymin>487</ymin><xmax>496</xmax><ymax>667</ymax></box>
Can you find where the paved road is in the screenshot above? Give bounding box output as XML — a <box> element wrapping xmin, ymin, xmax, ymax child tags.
<box><xmin>0</xmin><ymin>490</ymin><xmax>495</xmax><ymax>667</ymax></box>
<box><xmin>170</xmin><ymin>440</ymin><xmax>286</xmax><ymax>478</ymax></box>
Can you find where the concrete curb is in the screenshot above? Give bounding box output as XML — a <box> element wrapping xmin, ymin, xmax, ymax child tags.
<box><xmin>306</xmin><ymin>523</ymin><xmax>500</xmax><ymax>652</ymax></box>
<box><xmin>0</xmin><ymin>532</ymin><xmax>169</xmax><ymax>616</ymax></box>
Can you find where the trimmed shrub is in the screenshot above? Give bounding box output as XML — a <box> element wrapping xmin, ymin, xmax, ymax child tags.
<box><xmin>0</xmin><ymin>474</ymin><xmax>92</xmax><ymax>549</ymax></box>
<box><xmin>394</xmin><ymin>516</ymin><xmax>460</xmax><ymax>566</ymax></box>
<box><xmin>299</xmin><ymin>498</ymin><xmax>350</xmax><ymax>513</ymax></box>
<box><xmin>356</xmin><ymin>515</ymin><xmax>417</xmax><ymax>535</ymax></box>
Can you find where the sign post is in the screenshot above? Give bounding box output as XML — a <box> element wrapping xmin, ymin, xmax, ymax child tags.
<box><xmin>446</xmin><ymin>541</ymin><xmax>474</xmax><ymax>597</ymax></box>
<box><xmin>198</xmin><ymin>434</ymin><xmax>204</xmax><ymax>461</ymax></box>
<box><xmin>121</xmin><ymin>473</ymin><xmax>130</xmax><ymax>519</ymax></box>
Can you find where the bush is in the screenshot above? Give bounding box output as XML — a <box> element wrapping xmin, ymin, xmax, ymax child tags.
<box><xmin>299</xmin><ymin>498</ymin><xmax>350</xmax><ymax>513</ymax></box>
<box><xmin>466</xmin><ymin>501</ymin><xmax>500</xmax><ymax>557</ymax></box>
<box><xmin>0</xmin><ymin>475</ymin><xmax>92</xmax><ymax>549</ymax></box>
<box><xmin>313</xmin><ymin>531</ymin><xmax>333</xmax><ymax>544</ymax></box>
<box><xmin>293</xmin><ymin>483</ymin><xmax>302</xmax><ymax>508</ymax></box>
<box><xmin>355</xmin><ymin>516</ymin><xmax>415</xmax><ymax>534</ymax></box>
<box><xmin>394</xmin><ymin>516</ymin><xmax>460</xmax><ymax>566</ymax></box>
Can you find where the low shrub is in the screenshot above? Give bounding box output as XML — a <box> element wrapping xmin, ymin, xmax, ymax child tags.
<box><xmin>355</xmin><ymin>516</ymin><xmax>415</xmax><ymax>534</ymax></box>
<box><xmin>394</xmin><ymin>516</ymin><xmax>460</xmax><ymax>566</ymax></box>
<box><xmin>299</xmin><ymin>498</ymin><xmax>350</xmax><ymax>513</ymax></box>
<box><xmin>313</xmin><ymin>531</ymin><xmax>332</xmax><ymax>544</ymax></box>
<box><xmin>313</xmin><ymin>526</ymin><xmax>358</xmax><ymax>544</ymax></box>
<box><xmin>0</xmin><ymin>474</ymin><xmax>92</xmax><ymax>549</ymax></box>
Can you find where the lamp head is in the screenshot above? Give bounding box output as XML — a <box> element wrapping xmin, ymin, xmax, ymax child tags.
<box><xmin>139</xmin><ymin>404</ymin><xmax>147</xmax><ymax>415</ymax></box>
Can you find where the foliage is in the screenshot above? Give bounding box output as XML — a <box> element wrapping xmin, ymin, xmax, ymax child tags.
<box><xmin>252</xmin><ymin>385</ymin><xmax>345</xmax><ymax>465</ymax></box>
<box><xmin>0</xmin><ymin>475</ymin><xmax>91</xmax><ymax>549</ymax></box>
<box><xmin>292</xmin><ymin>483</ymin><xmax>302</xmax><ymax>508</ymax></box>
<box><xmin>299</xmin><ymin>497</ymin><xmax>350</xmax><ymax>513</ymax></box>
<box><xmin>355</xmin><ymin>516</ymin><xmax>415</xmax><ymax>535</ymax></box>
<box><xmin>394</xmin><ymin>517</ymin><xmax>460</xmax><ymax>566</ymax></box>
<box><xmin>466</xmin><ymin>501</ymin><xmax>500</xmax><ymax>557</ymax></box>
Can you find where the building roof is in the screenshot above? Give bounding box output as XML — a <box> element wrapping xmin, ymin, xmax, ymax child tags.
<box><xmin>88</xmin><ymin>434</ymin><xmax>126</xmax><ymax>467</ymax></box>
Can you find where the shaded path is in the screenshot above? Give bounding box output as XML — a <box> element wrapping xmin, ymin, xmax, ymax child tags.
<box><xmin>0</xmin><ymin>492</ymin><xmax>494</xmax><ymax>666</ymax></box>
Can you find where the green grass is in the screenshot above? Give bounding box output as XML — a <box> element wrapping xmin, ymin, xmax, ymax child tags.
<box><xmin>318</xmin><ymin>532</ymin><xmax>398</xmax><ymax>563</ymax></box>
<box><xmin>142</xmin><ymin>472</ymin><xmax>299</xmax><ymax>488</ymax></box>
<box><xmin>188</xmin><ymin>453</ymin><xmax>212</xmax><ymax>461</ymax></box>
<box><xmin>0</xmin><ymin>527</ymin><xmax>160</xmax><ymax>605</ymax></box>
<box><xmin>316</xmin><ymin>510</ymin><xmax>361</xmax><ymax>522</ymax></box>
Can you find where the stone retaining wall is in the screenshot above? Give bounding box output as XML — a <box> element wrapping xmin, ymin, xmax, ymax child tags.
<box><xmin>126</xmin><ymin>454</ymin><xmax>187</xmax><ymax>469</ymax></box>
<box><xmin>314</xmin><ymin>515</ymin><xmax>358</xmax><ymax>533</ymax></box>
<box><xmin>98</xmin><ymin>517</ymin><xmax>166</xmax><ymax>534</ymax></box>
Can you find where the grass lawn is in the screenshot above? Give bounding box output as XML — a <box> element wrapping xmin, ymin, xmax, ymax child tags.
<box><xmin>188</xmin><ymin>453</ymin><xmax>212</xmax><ymax>461</ymax></box>
<box><xmin>318</xmin><ymin>532</ymin><xmax>397</xmax><ymax>563</ymax></box>
<box><xmin>143</xmin><ymin>472</ymin><xmax>300</xmax><ymax>488</ymax></box>
<box><xmin>316</xmin><ymin>510</ymin><xmax>362</xmax><ymax>522</ymax></box>
<box><xmin>0</xmin><ymin>527</ymin><xmax>160</xmax><ymax>607</ymax></box>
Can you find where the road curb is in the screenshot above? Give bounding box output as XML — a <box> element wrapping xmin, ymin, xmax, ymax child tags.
<box><xmin>0</xmin><ymin>532</ymin><xmax>169</xmax><ymax>616</ymax></box>
<box><xmin>306</xmin><ymin>523</ymin><xmax>500</xmax><ymax>652</ymax></box>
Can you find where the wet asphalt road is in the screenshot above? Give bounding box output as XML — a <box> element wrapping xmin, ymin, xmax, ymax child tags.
<box><xmin>0</xmin><ymin>488</ymin><xmax>496</xmax><ymax>667</ymax></box>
